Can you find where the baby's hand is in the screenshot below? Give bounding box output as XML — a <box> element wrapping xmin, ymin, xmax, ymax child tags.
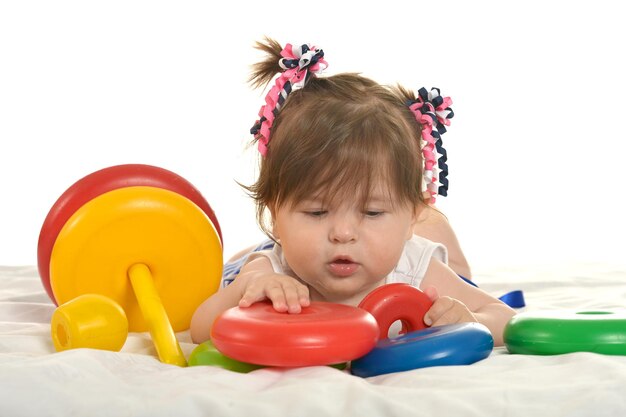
<box><xmin>422</xmin><ymin>286</ymin><xmax>477</xmax><ymax>326</ymax></box>
<box><xmin>239</xmin><ymin>273</ymin><xmax>310</xmax><ymax>314</ymax></box>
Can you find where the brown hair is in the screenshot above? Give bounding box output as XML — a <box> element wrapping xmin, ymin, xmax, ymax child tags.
<box><xmin>245</xmin><ymin>38</ymin><xmax>426</xmax><ymax>237</ymax></box>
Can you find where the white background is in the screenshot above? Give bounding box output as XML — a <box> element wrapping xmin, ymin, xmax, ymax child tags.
<box><xmin>1</xmin><ymin>1</ymin><xmax>624</xmax><ymax>270</ymax></box>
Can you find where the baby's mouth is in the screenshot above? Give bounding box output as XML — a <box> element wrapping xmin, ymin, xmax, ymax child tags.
<box><xmin>328</xmin><ymin>257</ymin><xmax>359</xmax><ymax>277</ymax></box>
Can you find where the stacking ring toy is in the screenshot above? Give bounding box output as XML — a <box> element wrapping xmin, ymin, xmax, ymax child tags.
<box><xmin>189</xmin><ymin>340</ymin><xmax>347</xmax><ymax>372</ymax></box>
<box><xmin>504</xmin><ymin>310</ymin><xmax>626</xmax><ymax>355</ymax></box>
<box><xmin>39</xmin><ymin>165</ymin><xmax>224</xmax><ymax>366</ymax></box>
<box><xmin>51</xmin><ymin>294</ymin><xmax>128</xmax><ymax>352</ymax></box>
<box><xmin>38</xmin><ymin>164</ymin><xmax>222</xmax><ymax>304</ymax></box>
<box><xmin>358</xmin><ymin>283</ymin><xmax>433</xmax><ymax>339</ymax></box>
<box><xmin>351</xmin><ymin>322</ymin><xmax>494</xmax><ymax>377</ymax></box>
<box><xmin>351</xmin><ymin>283</ymin><xmax>493</xmax><ymax>377</ymax></box>
<box><xmin>189</xmin><ymin>340</ymin><xmax>265</xmax><ymax>373</ymax></box>
<box><xmin>211</xmin><ymin>301</ymin><xmax>379</xmax><ymax>367</ymax></box>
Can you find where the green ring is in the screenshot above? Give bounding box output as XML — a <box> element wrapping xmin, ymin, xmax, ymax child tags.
<box><xmin>188</xmin><ymin>340</ymin><xmax>264</xmax><ymax>373</ymax></box>
<box><xmin>504</xmin><ymin>311</ymin><xmax>626</xmax><ymax>355</ymax></box>
<box><xmin>188</xmin><ymin>340</ymin><xmax>348</xmax><ymax>372</ymax></box>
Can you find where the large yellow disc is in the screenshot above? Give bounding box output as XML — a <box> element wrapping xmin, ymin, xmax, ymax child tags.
<box><xmin>50</xmin><ymin>186</ymin><xmax>223</xmax><ymax>332</ymax></box>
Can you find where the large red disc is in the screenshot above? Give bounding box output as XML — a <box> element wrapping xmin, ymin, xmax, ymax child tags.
<box><xmin>211</xmin><ymin>301</ymin><xmax>379</xmax><ymax>367</ymax></box>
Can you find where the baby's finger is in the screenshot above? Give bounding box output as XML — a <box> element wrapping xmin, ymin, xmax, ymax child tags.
<box><xmin>423</xmin><ymin>296</ymin><xmax>455</xmax><ymax>326</ymax></box>
<box><xmin>239</xmin><ymin>279</ymin><xmax>286</xmax><ymax>309</ymax></box>
<box><xmin>281</xmin><ymin>284</ymin><xmax>304</xmax><ymax>313</ymax></box>
<box><xmin>429</xmin><ymin>307</ymin><xmax>464</xmax><ymax>326</ymax></box>
<box><xmin>429</xmin><ymin>298</ymin><xmax>477</xmax><ymax>326</ymax></box>
<box><xmin>264</xmin><ymin>283</ymin><xmax>290</xmax><ymax>312</ymax></box>
<box><xmin>239</xmin><ymin>284</ymin><xmax>271</xmax><ymax>308</ymax></box>
<box><xmin>279</xmin><ymin>280</ymin><xmax>311</xmax><ymax>313</ymax></box>
<box><xmin>296</xmin><ymin>282</ymin><xmax>310</xmax><ymax>306</ymax></box>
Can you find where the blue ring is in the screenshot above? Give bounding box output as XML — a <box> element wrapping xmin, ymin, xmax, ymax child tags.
<box><xmin>351</xmin><ymin>322</ymin><xmax>494</xmax><ymax>378</ymax></box>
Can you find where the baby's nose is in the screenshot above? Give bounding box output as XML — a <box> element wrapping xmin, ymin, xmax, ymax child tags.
<box><xmin>329</xmin><ymin>217</ymin><xmax>358</xmax><ymax>243</ymax></box>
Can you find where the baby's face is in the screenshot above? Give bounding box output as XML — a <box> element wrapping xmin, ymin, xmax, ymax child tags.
<box><xmin>271</xmin><ymin>184</ymin><xmax>416</xmax><ymax>305</ymax></box>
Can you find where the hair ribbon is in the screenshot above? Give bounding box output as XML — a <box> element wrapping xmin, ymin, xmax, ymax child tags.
<box><xmin>408</xmin><ymin>88</ymin><xmax>454</xmax><ymax>203</ymax></box>
<box><xmin>251</xmin><ymin>43</ymin><xmax>327</xmax><ymax>156</ymax></box>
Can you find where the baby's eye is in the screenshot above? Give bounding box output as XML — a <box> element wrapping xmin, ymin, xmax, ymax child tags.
<box><xmin>305</xmin><ymin>210</ymin><xmax>327</xmax><ymax>217</ymax></box>
<box><xmin>364</xmin><ymin>210</ymin><xmax>384</xmax><ymax>218</ymax></box>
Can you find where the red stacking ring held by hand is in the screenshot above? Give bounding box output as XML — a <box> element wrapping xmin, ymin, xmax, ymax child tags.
<box><xmin>358</xmin><ymin>283</ymin><xmax>433</xmax><ymax>339</ymax></box>
<box><xmin>211</xmin><ymin>301</ymin><xmax>379</xmax><ymax>367</ymax></box>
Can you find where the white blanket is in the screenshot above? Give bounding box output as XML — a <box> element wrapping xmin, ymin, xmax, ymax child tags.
<box><xmin>2</xmin><ymin>263</ymin><xmax>626</xmax><ymax>417</ymax></box>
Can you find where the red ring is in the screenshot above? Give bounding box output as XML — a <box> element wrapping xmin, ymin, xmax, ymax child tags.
<box><xmin>358</xmin><ymin>283</ymin><xmax>433</xmax><ymax>339</ymax></box>
<box><xmin>211</xmin><ymin>301</ymin><xmax>379</xmax><ymax>367</ymax></box>
<box><xmin>37</xmin><ymin>164</ymin><xmax>222</xmax><ymax>304</ymax></box>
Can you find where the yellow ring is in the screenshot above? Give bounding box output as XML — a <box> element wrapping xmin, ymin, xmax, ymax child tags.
<box><xmin>50</xmin><ymin>186</ymin><xmax>223</xmax><ymax>332</ymax></box>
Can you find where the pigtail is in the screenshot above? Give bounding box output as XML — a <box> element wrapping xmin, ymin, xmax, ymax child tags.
<box><xmin>393</xmin><ymin>84</ymin><xmax>419</xmax><ymax>104</ymax></box>
<box><xmin>248</xmin><ymin>37</ymin><xmax>284</xmax><ymax>90</ymax></box>
<box><xmin>248</xmin><ymin>38</ymin><xmax>328</xmax><ymax>156</ymax></box>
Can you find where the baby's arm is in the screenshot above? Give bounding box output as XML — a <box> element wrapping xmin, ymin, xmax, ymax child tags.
<box><xmin>419</xmin><ymin>258</ymin><xmax>515</xmax><ymax>346</ymax></box>
<box><xmin>189</xmin><ymin>256</ymin><xmax>309</xmax><ymax>343</ymax></box>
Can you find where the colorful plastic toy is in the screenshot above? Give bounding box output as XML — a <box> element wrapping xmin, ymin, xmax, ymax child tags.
<box><xmin>350</xmin><ymin>283</ymin><xmax>493</xmax><ymax>377</ymax></box>
<box><xmin>38</xmin><ymin>164</ymin><xmax>223</xmax><ymax>305</ymax></box>
<box><xmin>51</xmin><ymin>293</ymin><xmax>128</xmax><ymax>352</ymax></box>
<box><xmin>504</xmin><ymin>310</ymin><xmax>626</xmax><ymax>355</ymax></box>
<box><xmin>211</xmin><ymin>301</ymin><xmax>379</xmax><ymax>367</ymax></box>
<box><xmin>39</xmin><ymin>164</ymin><xmax>224</xmax><ymax>366</ymax></box>
<box><xmin>351</xmin><ymin>322</ymin><xmax>494</xmax><ymax>377</ymax></box>
<box><xmin>189</xmin><ymin>340</ymin><xmax>348</xmax><ymax>372</ymax></box>
<box><xmin>358</xmin><ymin>283</ymin><xmax>432</xmax><ymax>338</ymax></box>
<box><xmin>189</xmin><ymin>340</ymin><xmax>265</xmax><ymax>373</ymax></box>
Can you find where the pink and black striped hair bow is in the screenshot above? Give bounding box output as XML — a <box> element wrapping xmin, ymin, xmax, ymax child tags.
<box><xmin>250</xmin><ymin>43</ymin><xmax>328</xmax><ymax>156</ymax></box>
<box><xmin>407</xmin><ymin>87</ymin><xmax>454</xmax><ymax>203</ymax></box>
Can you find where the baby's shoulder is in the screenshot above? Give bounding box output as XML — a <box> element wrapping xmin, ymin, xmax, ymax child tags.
<box><xmin>387</xmin><ymin>236</ymin><xmax>448</xmax><ymax>286</ymax></box>
<box><xmin>405</xmin><ymin>235</ymin><xmax>448</xmax><ymax>262</ymax></box>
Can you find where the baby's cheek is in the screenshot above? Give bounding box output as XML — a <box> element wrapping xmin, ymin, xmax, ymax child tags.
<box><xmin>281</xmin><ymin>247</ymin><xmax>319</xmax><ymax>286</ymax></box>
<box><xmin>370</xmin><ymin>247</ymin><xmax>405</xmax><ymax>278</ymax></box>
